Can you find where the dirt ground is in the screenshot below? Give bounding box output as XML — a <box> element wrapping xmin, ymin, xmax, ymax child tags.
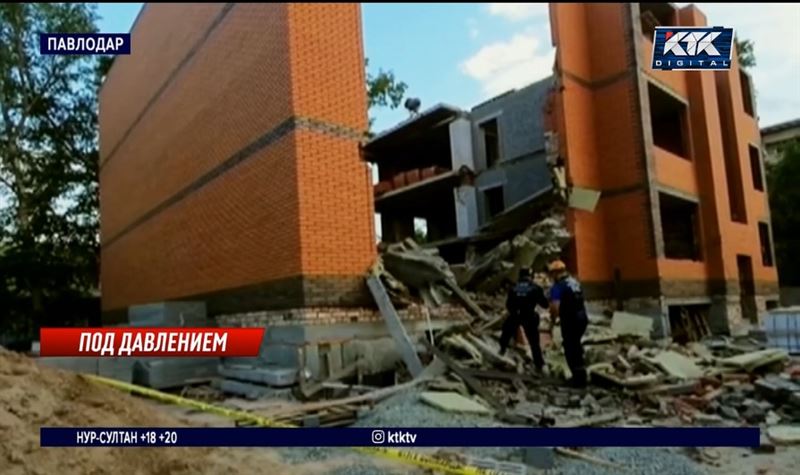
<box><xmin>704</xmin><ymin>447</ymin><xmax>800</xmax><ymax>475</ymax></box>
<box><xmin>0</xmin><ymin>349</ymin><xmax>399</xmax><ymax>475</ymax></box>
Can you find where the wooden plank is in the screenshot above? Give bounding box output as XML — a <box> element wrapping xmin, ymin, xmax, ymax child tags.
<box><xmin>422</xmin><ymin>339</ymin><xmax>524</xmax><ymax>424</ymax></box>
<box><xmin>556</xmin><ymin>411</ymin><xmax>623</xmax><ymax>428</ymax></box>
<box><xmin>555</xmin><ymin>448</ymin><xmax>628</xmax><ymax>471</ymax></box>
<box><xmin>299</xmin><ymin>360</ymin><xmax>361</xmax><ymax>399</ymax></box>
<box><xmin>462</xmin><ymin>368</ymin><xmax>561</xmax><ymax>386</ymax></box>
<box><xmin>366</xmin><ymin>275</ymin><xmax>424</xmax><ymax>377</ymax></box>
<box><xmin>443</xmin><ymin>279</ymin><xmax>490</xmax><ymax>321</ymax></box>
<box><xmin>265</xmin><ymin>378</ymin><xmax>428</xmax><ymax>419</ymax></box>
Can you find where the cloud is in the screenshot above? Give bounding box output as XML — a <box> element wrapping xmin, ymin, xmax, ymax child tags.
<box><xmin>461</xmin><ymin>31</ymin><xmax>554</xmax><ymax>97</ymax></box>
<box><xmin>487</xmin><ymin>3</ymin><xmax>549</xmax><ymax>22</ymax></box>
<box><xmin>681</xmin><ymin>3</ymin><xmax>800</xmax><ymax>126</ymax></box>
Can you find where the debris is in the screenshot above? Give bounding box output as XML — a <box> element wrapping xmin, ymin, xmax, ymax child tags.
<box><xmin>766</xmin><ymin>411</ymin><xmax>782</xmax><ymax>426</ymax></box>
<box><xmin>421</xmin><ymin>338</ymin><xmax>522</xmax><ymax>424</ymax></box>
<box><xmin>367</xmin><ymin>274</ymin><xmax>424</xmax><ymax>377</ymax></box>
<box><xmin>753</xmin><ymin>434</ymin><xmax>776</xmax><ymax>454</ymax></box>
<box><xmin>568</xmin><ymin>186</ymin><xmax>601</xmax><ymax>212</ymax></box>
<box><xmin>555</xmin><ymin>447</ymin><xmax>628</xmax><ymax>471</ymax></box>
<box><xmin>522</xmin><ymin>447</ymin><xmax>555</xmax><ymax>470</ymax></box>
<box><xmin>463</xmin><ymin>333</ymin><xmax>517</xmax><ymax>368</ymax></box>
<box><xmin>299</xmin><ymin>360</ymin><xmax>362</xmax><ymax>398</ymax></box>
<box><xmin>720</xmin><ymin>349</ymin><xmax>789</xmax><ymax>373</ymax></box>
<box><xmin>266</xmin><ymin>377</ymin><xmax>429</xmax><ymax>419</ymax></box>
<box><xmin>464</xmin><ymin>455</ymin><xmax>528</xmax><ymax>475</ymax></box>
<box><xmin>611</xmin><ymin>311</ymin><xmax>654</xmax><ymax>338</ymax></box>
<box><xmin>766</xmin><ymin>425</ymin><xmax>800</xmax><ymax>445</ymax></box>
<box><xmin>719</xmin><ymin>406</ymin><xmax>740</xmax><ymax>420</ymax></box>
<box><xmin>419</xmin><ymin>391</ymin><xmax>492</xmax><ymax>415</ymax></box>
<box><xmin>557</xmin><ymin>411</ymin><xmax>623</xmax><ymax>428</ymax></box>
<box><xmin>638</xmin><ymin>381</ymin><xmax>700</xmax><ymax>396</ymax></box>
<box><xmin>442</xmin><ymin>279</ymin><xmax>490</xmax><ymax>321</ymax></box>
<box><xmin>646</xmin><ymin>351</ymin><xmax>704</xmax><ymax>380</ymax></box>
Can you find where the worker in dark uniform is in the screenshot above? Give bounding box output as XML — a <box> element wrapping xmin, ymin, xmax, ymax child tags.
<box><xmin>547</xmin><ymin>260</ymin><xmax>589</xmax><ymax>388</ymax></box>
<box><xmin>499</xmin><ymin>268</ymin><xmax>549</xmax><ymax>372</ymax></box>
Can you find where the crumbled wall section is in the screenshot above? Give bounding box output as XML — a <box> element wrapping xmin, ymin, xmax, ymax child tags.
<box><xmin>99</xmin><ymin>4</ymin><xmax>376</xmax><ymax>316</ymax></box>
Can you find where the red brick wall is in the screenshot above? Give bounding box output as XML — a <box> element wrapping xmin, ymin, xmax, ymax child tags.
<box><xmin>99</xmin><ymin>4</ymin><xmax>376</xmax><ymax>313</ymax></box>
<box><xmin>549</xmin><ymin>3</ymin><xmax>778</xmax><ymax>300</ymax></box>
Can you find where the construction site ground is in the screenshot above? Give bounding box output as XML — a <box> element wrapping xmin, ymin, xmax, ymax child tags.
<box><xmin>2</xmin><ymin>349</ymin><xmax>799</xmax><ymax>475</ymax></box>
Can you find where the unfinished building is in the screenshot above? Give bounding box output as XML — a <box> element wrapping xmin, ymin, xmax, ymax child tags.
<box><xmin>364</xmin><ymin>77</ymin><xmax>555</xmax><ymax>247</ymax></box>
<box><xmin>98</xmin><ymin>4</ymin><xmax>470</xmax><ymax>383</ymax></box>
<box><xmin>547</xmin><ymin>3</ymin><xmax>779</xmax><ymax>336</ymax></box>
<box><xmin>98</xmin><ymin>2</ymin><xmax>780</xmax><ymax>380</ymax></box>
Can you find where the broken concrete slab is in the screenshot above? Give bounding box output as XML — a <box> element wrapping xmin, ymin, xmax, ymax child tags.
<box><xmin>420</xmin><ymin>391</ymin><xmax>492</xmax><ymax>415</ymax></box>
<box><xmin>218</xmin><ymin>364</ymin><xmax>298</xmax><ymax>387</ymax></box>
<box><xmin>647</xmin><ymin>351</ymin><xmax>704</xmax><ymax>380</ymax></box>
<box><xmin>568</xmin><ymin>186</ymin><xmax>601</xmax><ymax>212</ymax></box>
<box><xmin>688</xmin><ymin>342</ymin><xmax>713</xmax><ymax>360</ymax></box>
<box><xmin>464</xmin><ymin>333</ymin><xmax>516</xmax><ymax>368</ymax></box>
<box><xmin>721</xmin><ymin>349</ymin><xmax>789</xmax><ymax>372</ymax></box>
<box><xmin>367</xmin><ymin>274</ymin><xmax>424</xmax><ymax>378</ymax></box>
<box><xmin>464</xmin><ymin>455</ymin><xmax>527</xmax><ymax>475</ymax></box>
<box><xmin>767</xmin><ymin>425</ymin><xmax>800</xmax><ymax>445</ymax></box>
<box><xmin>133</xmin><ymin>358</ymin><xmax>218</xmax><ymax>389</ymax></box>
<box><xmin>382</xmin><ymin>247</ymin><xmax>455</xmax><ymax>288</ymax></box>
<box><xmin>611</xmin><ymin>311</ymin><xmax>653</xmax><ymax>338</ymax></box>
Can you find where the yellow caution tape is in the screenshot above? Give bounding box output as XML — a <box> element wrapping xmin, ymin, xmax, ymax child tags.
<box><xmin>84</xmin><ymin>374</ymin><xmax>502</xmax><ymax>475</ymax></box>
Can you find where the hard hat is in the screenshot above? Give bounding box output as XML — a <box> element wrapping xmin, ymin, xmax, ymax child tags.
<box><xmin>547</xmin><ymin>260</ymin><xmax>567</xmax><ymax>272</ymax></box>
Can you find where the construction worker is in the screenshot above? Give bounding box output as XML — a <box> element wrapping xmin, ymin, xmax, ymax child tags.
<box><xmin>547</xmin><ymin>259</ymin><xmax>588</xmax><ymax>388</ymax></box>
<box><xmin>500</xmin><ymin>268</ymin><xmax>549</xmax><ymax>372</ymax></box>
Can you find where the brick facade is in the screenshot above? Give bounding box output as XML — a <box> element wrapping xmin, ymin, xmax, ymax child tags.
<box><xmin>216</xmin><ymin>303</ymin><xmax>469</xmax><ymax>328</ymax></box>
<box><xmin>549</xmin><ymin>3</ymin><xmax>779</xmax><ymax>333</ymax></box>
<box><xmin>99</xmin><ymin>4</ymin><xmax>375</xmax><ymax>316</ymax></box>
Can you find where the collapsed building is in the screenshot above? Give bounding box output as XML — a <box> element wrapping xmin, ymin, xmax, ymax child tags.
<box><xmin>367</xmin><ymin>3</ymin><xmax>780</xmax><ymax>339</ymax></box>
<box><xmin>92</xmin><ymin>3</ymin><xmax>780</xmax><ymax>388</ymax></box>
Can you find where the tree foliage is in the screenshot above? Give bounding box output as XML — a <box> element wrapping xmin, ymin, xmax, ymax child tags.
<box><xmin>767</xmin><ymin>139</ymin><xmax>800</xmax><ymax>286</ymax></box>
<box><xmin>365</xmin><ymin>58</ymin><xmax>408</xmax><ymax>130</ymax></box>
<box><xmin>0</xmin><ymin>3</ymin><xmax>101</xmax><ymax>336</ymax></box>
<box><xmin>736</xmin><ymin>36</ymin><xmax>756</xmax><ymax>69</ymax></box>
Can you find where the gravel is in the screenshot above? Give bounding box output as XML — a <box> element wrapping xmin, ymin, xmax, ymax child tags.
<box><xmin>555</xmin><ymin>447</ymin><xmax>705</xmax><ymax>475</ymax></box>
<box><xmin>275</xmin><ymin>387</ymin><xmax>707</xmax><ymax>475</ymax></box>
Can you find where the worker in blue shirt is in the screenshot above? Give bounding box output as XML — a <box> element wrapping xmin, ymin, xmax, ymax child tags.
<box><xmin>547</xmin><ymin>259</ymin><xmax>589</xmax><ymax>388</ymax></box>
<box><xmin>500</xmin><ymin>268</ymin><xmax>549</xmax><ymax>372</ymax></box>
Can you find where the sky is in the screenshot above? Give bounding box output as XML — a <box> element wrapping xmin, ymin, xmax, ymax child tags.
<box><xmin>96</xmin><ymin>3</ymin><xmax>800</xmax><ymax>133</ymax></box>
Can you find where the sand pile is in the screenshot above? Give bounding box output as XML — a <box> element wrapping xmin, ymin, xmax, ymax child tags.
<box><xmin>0</xmin><ymin>349</ymin><xmax>294</xmax><ymax>475</ymax></box>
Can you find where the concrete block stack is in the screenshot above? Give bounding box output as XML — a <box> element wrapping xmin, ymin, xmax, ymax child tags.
<box><xmin>39</xmin><ymin>301</ymin><xmax>219</xmax><ymax>389</ymax></box>
<box><xmin>128</xmin><ymin>301</ymin><xmax>219</xmax><ymax>389</ymax></box>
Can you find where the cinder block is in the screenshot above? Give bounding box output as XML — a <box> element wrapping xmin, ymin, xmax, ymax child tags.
<box><xmin>133</xmin><ymin>358</ymin><xmax>218</xmax><ymax>389</ymax></box>
<box><xmin>218</xmin><ymin>364</ymin><xmax>298</xmax><ymax>387</ymax></box>
<box><xmin>97</xmin><ymin>357</ymin><xmax>137</xmax><ymax>382</ymax></box>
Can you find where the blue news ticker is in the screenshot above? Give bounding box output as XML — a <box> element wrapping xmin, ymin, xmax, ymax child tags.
<box><xmin>41</xmin><ymin>427</ymin><xmax>760</xmax><ymax>448</ymax></box>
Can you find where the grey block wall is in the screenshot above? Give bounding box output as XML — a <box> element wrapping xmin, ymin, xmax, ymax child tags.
<box><xmin>470</xmin><ymin>77</ymin><xmax>554</xmax><ymax>228</ymax></box>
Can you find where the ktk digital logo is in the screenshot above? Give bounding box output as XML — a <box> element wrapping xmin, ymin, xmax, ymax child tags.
<box><xmin>651</xmin><ymin>27</ymin><xmax>734</xmax><ymax>71</ymax></box>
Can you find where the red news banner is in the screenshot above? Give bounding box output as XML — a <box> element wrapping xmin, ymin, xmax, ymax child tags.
<box><xmin>39</xmin><ymin>328</ymin><xmax>265</xmax><ymax>357</ymax></box>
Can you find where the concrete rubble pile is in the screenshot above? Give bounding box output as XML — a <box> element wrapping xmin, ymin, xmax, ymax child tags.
<box><xmin>364</xmin><ymin>215</ymin><xmax>800</xmax><ymax>452</ymax></box>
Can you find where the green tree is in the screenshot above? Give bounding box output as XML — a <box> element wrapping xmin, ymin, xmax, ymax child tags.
<box><xmin>365</xmin><ymin>58</ymin><xmax>408</xmax><ymax>131</ymax></box>
<box><xmin>0</xmin><ymin>3</ymin><xmax>101</xmax><ymax>336</ymax></box>
<box><xmin>736</xmin><ymin>36</ymin><xmax>756</xmax><ymax>69</ymax></box>
<box><xmin>766</xmin><ymin>139</ymin><xmax>800</xmax><ymax>286</ymax></box>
